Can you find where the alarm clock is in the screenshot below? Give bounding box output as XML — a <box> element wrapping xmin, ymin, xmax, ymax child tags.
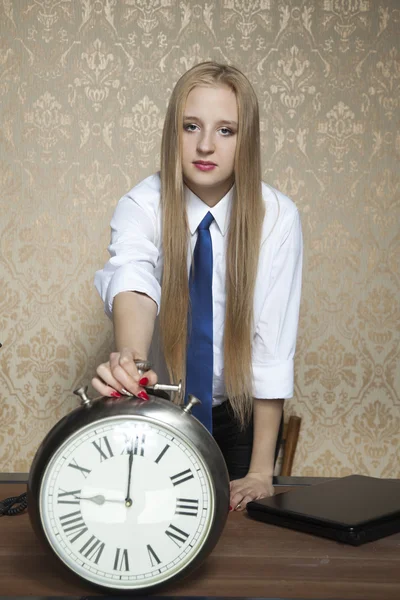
<box><xmin>27</xmin><ymin>382</ymin><xmax>230</xmax><ymax>593</ymax></box>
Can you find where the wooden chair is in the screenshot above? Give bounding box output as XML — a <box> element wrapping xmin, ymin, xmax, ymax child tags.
<box><xmin>280</xmin><ymin>415</ymin><xmax>301</xmax><ymax>476</ymax></box>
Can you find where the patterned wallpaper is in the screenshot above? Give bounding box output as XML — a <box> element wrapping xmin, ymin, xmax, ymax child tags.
<box><xmin>0</xmin><ymin>0</ymin><xmax>399</xmax><ymax>477</ymax></box>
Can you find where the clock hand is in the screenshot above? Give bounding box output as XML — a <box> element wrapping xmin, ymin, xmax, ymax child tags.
<box><xmin>125</xmin><ymin>444</ymin><xmax>134</xmax><ymax>508</ymax></box>
<box><xmin>74</xmin><ymin>495</ymin><xmax>125</xmax><ymax>506</ymax></box>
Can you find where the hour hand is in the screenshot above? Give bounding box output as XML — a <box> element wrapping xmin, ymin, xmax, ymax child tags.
<box><xmin>75</xmin><ymin>494</ymin><xmax>124</xmax><ymax>505</ymax></box>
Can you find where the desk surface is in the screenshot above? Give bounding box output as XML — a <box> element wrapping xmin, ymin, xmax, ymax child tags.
<box><xmin>1</xmin><ymin>482</ymin><xmax>399</xmax><ymax>599</ymax></box>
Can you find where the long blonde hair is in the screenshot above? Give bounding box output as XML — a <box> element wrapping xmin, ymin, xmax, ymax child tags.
<box><xmin>160</xmin><ymin>61</ymin><xmax>264</xmax><ymax>427</ymax></box>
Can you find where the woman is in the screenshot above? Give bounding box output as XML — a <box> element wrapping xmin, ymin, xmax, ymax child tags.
<box><xmin>93</xmin><ymin>61</ymin><xmax>303</xmax><ymax>511</ymax></box>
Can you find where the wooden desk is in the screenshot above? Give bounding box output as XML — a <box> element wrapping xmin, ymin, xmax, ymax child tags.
<box><xmin>0</xmin><ymin>481</ymin><xmax>399</xmax><ymax>599</ymax></box>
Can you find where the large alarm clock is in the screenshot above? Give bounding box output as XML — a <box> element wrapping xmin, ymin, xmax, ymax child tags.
<box><xmin>27</xmin><ymin>382</ymin><xmax>230</xmax><ymax>593</ymax></box>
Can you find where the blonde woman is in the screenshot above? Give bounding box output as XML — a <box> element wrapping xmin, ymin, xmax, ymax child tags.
<box><xmin>93</xmin><ymin>62</ymin><xmax>303</xmax><ymax>511</ymax></box>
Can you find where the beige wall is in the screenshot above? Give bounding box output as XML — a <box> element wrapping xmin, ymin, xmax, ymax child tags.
<box><xmin>0</xmin><ymin>0</ymin><xmax>399</xmax><ymax>476</ymax></box>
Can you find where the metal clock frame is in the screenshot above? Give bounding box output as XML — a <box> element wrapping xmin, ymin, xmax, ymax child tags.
<box><xmin>28</xmin><ymin>393</ymin><xmax>230</xmax><ymax>594</ymax></box>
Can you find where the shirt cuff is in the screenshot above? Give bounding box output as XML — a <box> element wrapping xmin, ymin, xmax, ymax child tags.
<box><xmin>104</xmin><ymin>264</ymin><xmax>161</xmax><ymax>318</ymax></box>
<box><xmin>252</xmin><ymin>359</ymin><xmax>294</xmax><ymax>399</ymax></box>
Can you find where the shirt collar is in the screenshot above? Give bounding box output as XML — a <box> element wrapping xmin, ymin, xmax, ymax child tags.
<box><xmin>185</xmin><ymin>184</ymin><xmax>234</xmax><ymax>236</ymax></box>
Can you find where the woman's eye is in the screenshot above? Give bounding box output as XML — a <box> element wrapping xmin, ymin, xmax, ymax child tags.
<box><xmin>220</xmin><ymin>127</ymin><xmax>233</xmax><ymax>136</ymax></box>
<box><xmin>184</xmin><ymin>123</ymin><xmax>198</xmax><ymax>132</ymax></box>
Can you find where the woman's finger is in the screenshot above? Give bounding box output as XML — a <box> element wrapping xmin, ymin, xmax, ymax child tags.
<box><xmin>236</xmin><ymin>494</ymin><xmax>253</xmax><ymax>510</ymax></box>
<box><xmin>138</xmin><ymin>369</ymin><xmax>158</xmax><ymax>387</ymax></box>
<box><xmin>230</xmin><ymin>490</ymin><xmax>244</xmax><ymax>509</ymax></box>
<box><xmin>109</xmin><ymin>352</ymin><xmax>141</xmax><ymax>394</ymax></box>
<box><xmin>117</xmin><ymin>350</ymin><xmax>141</xmax><ymax>379</ymax></box>
<box><xmin>96</xmin><ymin>361</ymin><xmax>127</xmax><ymax>393</ymax></box>
<box><xmin>91</xmin><ymin>376</ymin><xmax>122</xmax><ymax>398</ymax></box>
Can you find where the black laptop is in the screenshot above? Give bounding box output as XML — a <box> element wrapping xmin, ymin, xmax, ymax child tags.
<box><xmin>246</xmin><ymin>475</ymin><xmax>400</xmax><ymax>545</ymax></box>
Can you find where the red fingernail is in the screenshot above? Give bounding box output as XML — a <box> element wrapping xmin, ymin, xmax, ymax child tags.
<box><xmin>110</xmin><ymin>391</ymin><xmax>122</xmax><ymax>398</ymax></box>
<box><xmin>137</xmin><ymin>390</ymin><xmax>149</xmax><ymax>401</ymax></box>
<box><xmin>139</xmin><ymin>377</ymin><xmax>149</xmax><ymax>386</ymax></box>
<box><xmin>229</xmin><ymin>505</ymin><xmax>233</xmax><ymax>512</ymax></box>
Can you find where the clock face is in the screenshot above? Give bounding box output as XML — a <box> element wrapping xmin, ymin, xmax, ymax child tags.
<box><xmin>39</xmin><ymin>416</ymin><xmax>215</xmax><ymax>589</ymax></box>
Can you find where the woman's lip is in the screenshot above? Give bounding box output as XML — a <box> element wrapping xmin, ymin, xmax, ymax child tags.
<box><xmin>193</xmin><ymin>162</ymin><xmax>217</xmax><ymax>171</ymax></box>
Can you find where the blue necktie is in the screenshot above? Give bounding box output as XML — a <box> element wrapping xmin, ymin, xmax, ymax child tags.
<box><xmin>186</xmin><ymin>212</ymin><xmax>214</xmax><ymax>432</ymax></box>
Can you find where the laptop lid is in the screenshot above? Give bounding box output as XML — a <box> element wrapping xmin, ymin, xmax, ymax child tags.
<box><xmin>246</xmin><ymin>475</ymin><xmax>400</xmax><ymax>545</ymax></box>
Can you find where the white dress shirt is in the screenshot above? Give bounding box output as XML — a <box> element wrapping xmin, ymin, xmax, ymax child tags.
<box><xmin>94</xmin><ymin>172</ymin><xmax>303</xmax><ymax>404</ymax></box>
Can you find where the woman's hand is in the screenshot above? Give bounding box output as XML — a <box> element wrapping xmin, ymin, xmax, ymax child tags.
<box><xmin>92</xmin><ymin>348</ymin><xmax>158</xmax><ymax>400</ymax></box>
<box><xmin>229</xmin><ymin>472</ymin><xmax>274</xmax><ymax>511</ymax></box>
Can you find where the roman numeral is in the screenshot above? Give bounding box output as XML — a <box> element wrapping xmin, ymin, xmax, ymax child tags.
<box><xmin>175</xmin><ymin>497</ymin><xmax>199</xmax><ymax>517</ymax></box>
<box><xmin>79</xmin><ymin>535</ymin><xmax>105</xmax><ymax>564</ymax></box>
<box><xmin>155</xmin><ymin>443</ymin><xmax>170</xmax><ymax>464</ymax></box>
<box><xmin>68</xmin><ymin>458</ymin><xmax>91</xmax><ymax>478</ymax></box>
<box><xmin>133</xmin><ymin>433</ymin><xmax>146</xmax><ymax>456</ymax></box>
<box><xmin>59</xmin><ymin>510</ymin><xmax>88</xmax><ymax>543</ymax></box>
<box><xmin>147</xmin><ymin>544</ymin><xmax>161</xmax><ymax>567</ymax></box>
<box><xmin>113</xmin><ymin>548</ymin><xmax>129</xmax><ymax>571</ymax></box>
<box><xmin>170</xmin><ymin>468</ymin><xmax>194</xmax><ymax>486</ymax></box>
<box><xmin>165</xmin><ymin>524</ymin><xmax>189</xmax><ymax>548</ymax></box>
<box><xmin>57</xmin><ymin>489</ymin><xmax>81</xmax><ymax>504</ymax></box>
<box><xmin>92</xmin><ymin>435</ymin><xmax>114</xmax><ymax>462</ymax></box>
<box><xmin>121</xmin><ymin>434</ymin><xmax>146</xmax><ymax>457</ymax></box>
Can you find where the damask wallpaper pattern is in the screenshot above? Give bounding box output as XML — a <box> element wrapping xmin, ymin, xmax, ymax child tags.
<box><xmin>0</xmin><ymin>0</ymin><xmax>399</xmax><ymax>476</ymax></box>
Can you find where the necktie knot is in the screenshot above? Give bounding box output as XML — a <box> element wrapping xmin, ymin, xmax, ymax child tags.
<box><xmin>198</xmin><ymin>212</ymin><xmax>214</xmax><ymax>231</ymax></box>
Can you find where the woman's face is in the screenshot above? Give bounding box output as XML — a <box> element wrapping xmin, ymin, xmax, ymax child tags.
<box><xmin>182</xmin><ymin>84</ymin><xmax>238</xmax><ymax>207</ymax></box>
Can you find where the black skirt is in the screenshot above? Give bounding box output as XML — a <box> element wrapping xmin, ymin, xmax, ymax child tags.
<box><xmin>212</xmin><ymin>401</ymin><xmax>283</xmax><ymax>481</ymax></box>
